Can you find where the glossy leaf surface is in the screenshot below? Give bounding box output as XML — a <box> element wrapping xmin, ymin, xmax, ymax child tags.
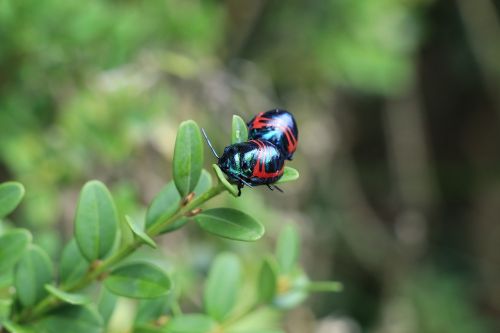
<box><xmin>14</xmin><ymin>245</ymin><xmax>53</xmax><ymax>307</ymax></box>
<box><xmin>212</xmin><ymin>164</ymin><xmax>238</xmax><ymax>197</ymax></box>
<box><xmin>232</xmin><ymin>115</ymin><xmax>248</xmax><ymax>144</ymax></box>
<box><xmin>275</xmin><ymin>167</ymin><xmax>299</xmax><ymax>184</ymax></box>
<box><xmin>204</xmin><ymin>253</ymin><xmax>241</xmax><ymax>322</ymax></box>
<box><xmin>145</xmin><ymin>182</ymin><xmax>180</xmax><ymax>230</ymax></box>
<box><xmin>0</xmin><ymin>182</ymin><xmax>25</xmax><ymax>218</ymax></box>
<box><xmin>105</xmin><ymin>262</ymin><xmax>171</xmax><ymax>299</ymax></box>
<box><xmin>173</xmin><ymin>120</ymin><xmax>203</xmax><ymax>197</ymax></box>
<box><xmin>36</xmin><ymin>305</ymin><xmax>103</xmax><ymax>333</ymax></box>
<box><xmin>74</xmin><ymin>180</ymin><xmax>119</xmax><ymax>262</ymax></box>
<box><xmin>195</xmin><ymin>208</ymin><xmax>264</xmax><ymax>241</ymax></box>
<box><xmin>59</xmin><ymin>239</ymin><xmax>89</xmax><ymax>286</ymax></box>
<box><xmin>0</xmin><ymin>228</ymin><xmax>31</xmax><ymax>272</ymax></box>
<box><xmin>125</xmin><ymin>215</ymin><xmax>157</xmax><ymax>248</ymax></box>
<box><xmin>45</xmin><ymin>285</ymin><xmax>91</xmax><ymax>305</ymax></box>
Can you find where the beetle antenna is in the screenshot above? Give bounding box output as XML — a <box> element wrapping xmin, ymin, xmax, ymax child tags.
<box><xmin>201</xmin><ymin>128</ymin><xmax>220</xmax><ymax>159</ymax></box>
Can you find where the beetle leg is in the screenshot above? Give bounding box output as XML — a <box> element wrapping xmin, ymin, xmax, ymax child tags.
<box><xmin>273</xmin><ymin>185</ymin><xmax>284</xmax><ymax>193</ymax></box>
<box><xmin>237</xmin><ymin>182</ymin><xmax>244</xmax><ymax>197</ymax></box>
<box><xmin>266</xmin><ymin>184</ymin><xmax>274</xmax><ymax>191</ymax></box>
<box><xmin>235</xmin><ymin>176</ymin><xmax>253</xmax><ymax>188</ymax></box>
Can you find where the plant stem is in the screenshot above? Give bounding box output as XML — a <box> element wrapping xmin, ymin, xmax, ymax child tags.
<box><xmin>17</xmin><ymin>183</ymin><xmax>226</xmax><ymax>323</ymax></box>
<box><xmin>304</xmin><ymin>281</ymin><xmax>343</xmax><ymax>293</ymax></box>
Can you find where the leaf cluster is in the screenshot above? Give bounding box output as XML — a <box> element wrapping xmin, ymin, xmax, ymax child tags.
<box><xmin>0</xmin><ymin>118</ymin><xmax>336</xmax><ymax>333</ymax></box>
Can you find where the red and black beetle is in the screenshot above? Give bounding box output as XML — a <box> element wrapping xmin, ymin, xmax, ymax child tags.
<box><xmin>202</xmin><ymin>129</ymin><xmax>285</xmax><ymax>196</ymax></box>
<box><xmin>247</xmin><ymin>109</ymin><xmax>298</xmax><ymax>161</ymax></box>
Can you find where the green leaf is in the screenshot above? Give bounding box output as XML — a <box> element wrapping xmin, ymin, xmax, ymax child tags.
<box><xmin>194</xmin><ymin>208</ymin><xmax>265</xmax><ymax>241</ymax></box>
<box><xmin>35</xmin><ymin>305</ymin><xmax>103</xmax><ymax>333</ymax></box>
<box><xmin>204</xmin><ymin>253</ymin><xmax>241</xmax><ymax>322</ymax></box>
<box><xmin>232</xmin><ymin>115</ymin><xmax>248</xmax><ymax>144</ymax></box>
<box><xmin>74</xmin><ymin>180</ymin><xmax>119</xmax><ymax>262</ymax></box>
<box><xmin>98</xmin><ymin>287</ymin><xmax>118</xmax><ymax>325</ymax></box>
<box><xmin>173</xmin><ymin>120</ymin><xmax>203</xmax><ymax>197</ymax></box>
<box><xmin>0</xmin><ymin>182</ymin><xmax>25</xmax><ymax>218</ymax></box>
<box><xmin>119</xmin><ymin>214</ymin><xmax>135</xmax><ymax>249</ymax></box>
<box><xmin>145</xmin><ymin>182</ymin><xmax>180</xmax><ymax>230</ymax></box>
<box><xmin>160</xmin><ymin>217</ymin><xmax>189</xmax><ymax>234</ymax></box>
<box><xmin>105</xmin><ymin>262</ymin><xmax>171</xmax><ymax>299</ymax></box>
<box><xmin>45</xmin><ymin>285</ymin><xmax>91</xmax><ymax>305</ymax></box>
<box><xmin>59</xmin><ymin>239</ymin><xmax>89</xmax><ymax>286</ymax></box>
<box><xmin>0</xmin><ymin>299</ymin><xmax>12</xmax><ymax>322</ymax></box>
<box><xmin>212</xmin><ymin>164</ymin><xmax>238</xmax><ymax>197</ymax></box>
<box><xmin>258</xmin><ymin>258</ymin><xmax>278</xmax><ymax>303</ymax></box>
<box><xmin>134</xmin><ymin>325</ymin><xmax>165</xmax><ymax>333</ymax></box>
<box><xmin>145</xmin><ymin>181</ymin><xmax>188</xmax><ymax>234</ymax></box>
<box><xmin>1</xmin><ymin>321</ymin><xmax>33</xmax><ymax>333</ymax></box>
<box><xmin>125</xmin><ymin>216</ymin><xmax>157</xmax><ymax>248</ymax></box>
<box><xmin>14</xmin><ymin>245</ymin><xmax>53</xmax><ymax>307</ymax></box>
<box><xmin>0</xmin><ymin>228</ymin><xmax>31</xmax><ymax>272</ymax></box>
<box><xmin>0</xmin><ymin>271</ymin><xmax>13</xmax><ymax>290</ymax></box>
<box><xmin>135</xmin><ymin>296</ymin><xmax>172</xmax><ymax>325</ymax></box>
<box><xmin>194</xmin><ymin>169</ymin><xmax>212</xmax><ymax>196</ymax></box>
<box><xmin>166</xmin><ymin>314</ymin><xmax>217</xmax><ymax>333</ymax></box>
<box><xmin>195</xmin><ymin>208</ymin><xmax>264</xmax><ymax>241</ymax></box>
<box><xmin>275</xmin><ymin>167</ymin><xmax>299</xmax><ymax>184</ymax></box>
<box><xmin>276</xmin><ymin>225</ymin><xmax>299</xmax><ymax>274</ymax></box>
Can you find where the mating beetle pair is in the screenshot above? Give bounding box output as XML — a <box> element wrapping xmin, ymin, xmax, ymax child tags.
<box><xmin>202</xmin><ymin>109</ymin><xmax>298</xmax><ymax>196</ymax></box>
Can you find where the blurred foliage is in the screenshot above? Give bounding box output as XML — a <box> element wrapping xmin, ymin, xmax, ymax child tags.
<box><xmin>1</xmin><ymin>0</ymin><xmax>500</xmax><ymax>332</ymax></box>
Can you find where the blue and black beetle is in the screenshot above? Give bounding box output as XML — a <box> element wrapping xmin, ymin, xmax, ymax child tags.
<box><xmin>247</xmin><ymin>109</ymin><xmax>298</xmax><ymax>160</ymax></box>
<box><xmin>202</xmin><ymin>129</ymin><xmax>285</xmax><ymax>196</ymax></box>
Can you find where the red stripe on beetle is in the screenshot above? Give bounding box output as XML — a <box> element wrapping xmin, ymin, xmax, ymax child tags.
<box><xmin>249</xmin><ymin>140</ymin><xmax>284</xmax><ymax>179</ymax></box>
<box><xmin>251</xmin><ymin>114</ymin><xmax>297</xmax><ymax>154</ymax></box>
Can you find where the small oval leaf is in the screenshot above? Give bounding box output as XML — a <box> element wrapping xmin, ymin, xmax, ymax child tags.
<box><xmin>173</xmin><ymin>120</ymin><xmax>203</xmax><ymax>197</ymax></box>
<box><xmin>45</xmin><ymin>285</ymin><xmax>91</xmax><ymax>305</ymax></box>
<box><xmin>195</xmin><ymin>208</ymin><xmax>264</xmax><ymax>241</ymax></box>
<box><xmin>59</xmin><ymin>239</ymin><xmax>89</xmax><ymax>286</ymax></box>
<box><xmin>35</xmin><ymin>305</ymin><xmax>103</xmax><ymax>333</ymax></box>
<box><xmin>166</xmin><ymin>314</ymin><xmax>217</xmax><ymax>333</ymax></box>
<box><xmin>125</xmin><ymin>216</ymin><xmax>157</xmax><ymax>248</ymax></box>
<box><xmin>212</xmin><ymin>164</ymin><xmax>238</xmax><ymax>197</ymax></box>
<box><xmin>276</xmin><ymin>225</ymin><xmax>300</xmax><ymax>274</ymax></box>
<box><xmin>160</xmin><ymin>217</ymin><xmax>189</xmax><ymax>234</ymax></box>
<box><xmin>232</xmin><ymin>115</ymin><xmax>248</xmax><ymax>144</ymax></box>
<box><xmin>145</xmin><ymin>182</ymin><xmax>181</xmax><ymax>230</ymax></box>
<box><xmin>0</xmin><ymin>299</ymin><xmax>12</xmax><ymax>322</ymax></box>
<box><xmin>98</xmin><ymin>287</ymin><xmax>118</xmax><ymax>325</ymax></box>
<box><xmin>204</xmin><ymin>253</ymin><xmax>241</xmax><ymax>322</ymax></box>
<box><xmin>258</xmin><ymin>258</ymin><xmax>278</xmax><ymax>303</ymax></box>
<box><xmin>135</xmin><ymin>296</ymin><xmax>172</xmax><ymax>325</ymax></box>
<box><xmin>105</xmin><ymin>262</ymin><xmax>171</xmax><ymax>299</ymax></box>
<box><xmin>193</xmin><ymin>169</ymin><xmax>212</xmax><ymax>196</ymax></box>
<box><xmin>275</xmin><ymin>167</ymin><xmax>299</xmax><ymax>184</ymax></box>
<box><xmin>1</xmin><ymin>321</ymin><xmax>33</xmax><ymax>333</ymax></box>
<box><xmin>74</xmin><ymin>180</ymin><xmax>119</xmax><ymax>262</ymax></box>
<box><xmin>14</xmin><ymin>245</ymin><xmax>53</xmax><ymax>307</ymax></box>
<box><xmin>0</xmin><ymin>182</ymin><xmax>25</xmax><ymax>218</ymax></box>
<box><xmin>0</xmin><ymin>228</ymin><xmax>31</xmax><ymax>272</ymax></box>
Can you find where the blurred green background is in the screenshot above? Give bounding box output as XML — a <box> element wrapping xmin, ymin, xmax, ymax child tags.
<box><xmin>1</xmin><ymin>0</ymin><xmax>500</xmax><ymax>332</ymax></box>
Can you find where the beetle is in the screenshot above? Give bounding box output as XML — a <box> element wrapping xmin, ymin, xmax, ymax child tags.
<box><xmin>247</xmin><ymin>109</ymin><xmax>298</xmax><ymax>160</ymax></box>
<box><xmin>202</xmin><ymin>129</ymin><xmax>285</xmax><ymax>196</ymax></box>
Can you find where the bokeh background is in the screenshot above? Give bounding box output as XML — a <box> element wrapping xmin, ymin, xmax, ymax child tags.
<box><xmin>1</xmin><ymin>0</ymin><xmax>500</xmax><ymax>332</ymax></box>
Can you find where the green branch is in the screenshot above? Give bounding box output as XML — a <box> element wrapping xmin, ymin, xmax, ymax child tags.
<box><xmin>17</xmin><ymin>183</ymin><xmax>226</xmax><ymax>323</ymax></box>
